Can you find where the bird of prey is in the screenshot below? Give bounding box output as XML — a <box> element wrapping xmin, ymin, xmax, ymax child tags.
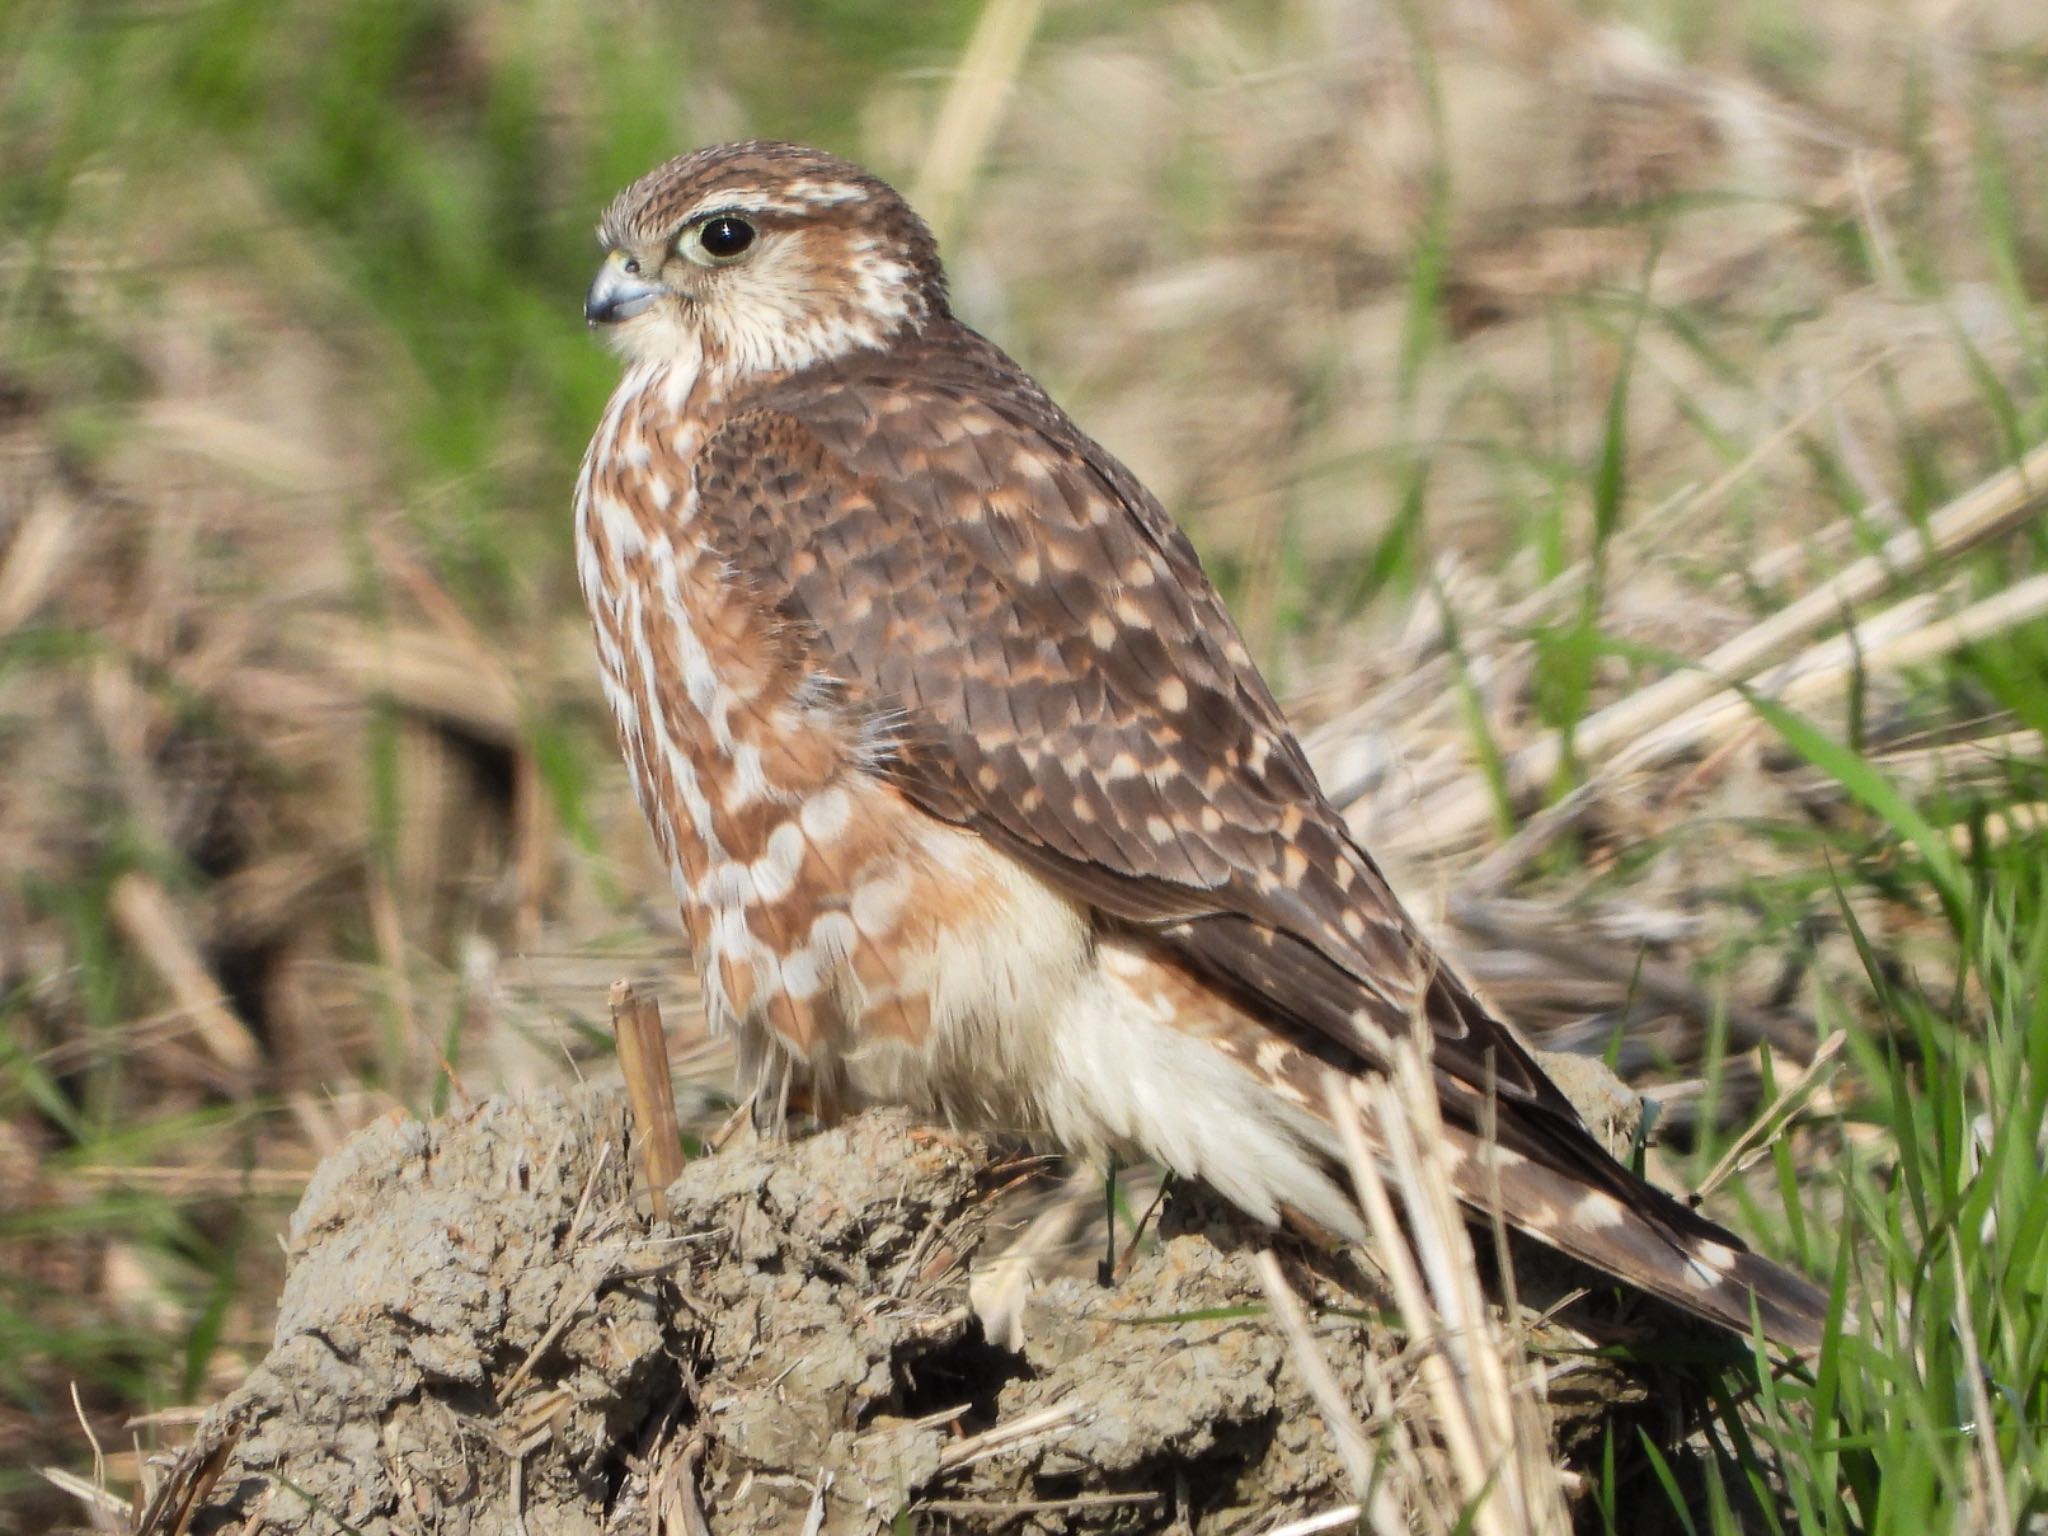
<box><xmin>575</xmin><ymin>140</ymin><xmax>1826</xmax><ymax>1350</ymax></box>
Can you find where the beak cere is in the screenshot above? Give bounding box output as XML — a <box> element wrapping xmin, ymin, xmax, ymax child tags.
<box><xmin>585</xmin><ymin>253</ymin><xmax>662</xmax><ymax>325</ymax></box>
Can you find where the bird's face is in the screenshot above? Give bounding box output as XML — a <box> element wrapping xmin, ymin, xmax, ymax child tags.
<box><xmin>585</xmin><ymin>141</ymin><xmax>948</xmax><ymax>379</ymax></box>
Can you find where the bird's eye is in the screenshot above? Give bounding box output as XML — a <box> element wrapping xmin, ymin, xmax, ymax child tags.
<box><xmin>682</xmin><ymin>215</ymin><xmax>757</xmax><ymax>266</ymax></box>
<box><xmin>621</xmin><ymin>256</ymin><xmax>641</xmax><ymax>276</ymax></box>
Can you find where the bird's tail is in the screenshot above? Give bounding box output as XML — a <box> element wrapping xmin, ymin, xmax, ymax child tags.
<box><xmin>1297</xmin><ymin>1058</ymin><xmax>1829</xmax><ymax>1354</ymax></box>
<box><xmin>1414</xmin><ymin>1112</ymin><xmax>1830</xmax><ymax>1353</ymax></box>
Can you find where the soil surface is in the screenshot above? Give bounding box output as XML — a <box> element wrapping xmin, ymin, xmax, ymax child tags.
<box><xmin>141</xmin><ymin>1066</ymin><xmax>1683</xmax><ymax>1535</ymax></box>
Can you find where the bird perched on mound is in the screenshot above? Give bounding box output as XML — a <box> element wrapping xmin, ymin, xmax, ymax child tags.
<box><xmin>573</xmin><ymin>139</ymin><xmax>1828</xmax><ymax>1352</ymax></box>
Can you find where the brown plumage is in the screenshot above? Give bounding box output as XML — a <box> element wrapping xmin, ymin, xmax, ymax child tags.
<box><xmin>574</xmin><ymin>140</ymin><xmax>1828</xmax><ymax>1351</ymax></box>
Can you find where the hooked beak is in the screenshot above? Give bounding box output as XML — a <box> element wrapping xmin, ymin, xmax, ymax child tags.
<box><xmin>585</xmin><ymin>251</ymin><xmax>662</xmax><ymax>326</ymax></box>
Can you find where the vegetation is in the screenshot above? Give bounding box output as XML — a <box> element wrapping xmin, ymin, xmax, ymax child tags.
<box><xmin>2</xmin><ymin>0</ymin><xmax>2045</xmax><ymax>1529</ymax></box>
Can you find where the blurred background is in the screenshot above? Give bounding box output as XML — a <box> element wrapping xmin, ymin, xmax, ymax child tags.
<box><xmin>4</xmin><ymin>0</ymin><xmax>2046</xmax><ymax>1525</ymax></box>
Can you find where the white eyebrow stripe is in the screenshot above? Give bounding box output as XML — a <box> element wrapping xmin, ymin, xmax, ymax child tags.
<box><xmin>783</xmin><ymin>179</ymin><xmax>865</xmax><ymax>205</ymax></box>
<box><xmin>678</xmin><ymin>181</ymin><xmax>867</xmax><ymax>224</ymax></box>
<box><xmin>678</xmin><ymin>189</ymin><xmax>809</xmax><ymax>222</ymax></box>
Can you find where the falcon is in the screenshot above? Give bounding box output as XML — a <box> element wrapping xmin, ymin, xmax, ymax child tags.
<box><xmin>574</xmin><ymin>140</ymin><xmax>1826</xmax><ymax>1350</ymax></box>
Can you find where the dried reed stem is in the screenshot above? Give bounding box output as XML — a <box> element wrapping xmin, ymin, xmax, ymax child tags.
<box><xmin>1252</xmin><ymin>1250</ymin><xmax>1389</xmax><ymax>1520</ymax></box>
<box><xmin>608</xmin><ymin>980</ymin><xmax>684</xmax><ymax>1222</ymax></box>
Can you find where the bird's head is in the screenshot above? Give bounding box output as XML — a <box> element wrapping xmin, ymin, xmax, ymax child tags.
<box><xmin>584</xmin><ymin>141</ymin><xmax>948</xmax><ymax>378</ymax></box>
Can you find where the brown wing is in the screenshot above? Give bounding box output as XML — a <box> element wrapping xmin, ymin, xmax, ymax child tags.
<box><xmin>688</xmin><ymin>319</ymin><xmax>1619</xmax><ymax>1144</ymax></box>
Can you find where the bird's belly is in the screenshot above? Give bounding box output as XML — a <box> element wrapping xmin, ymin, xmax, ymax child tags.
<box><xmin>694</xmin><ymin>801</ymin><xmax>1101</xmax><ymax>1135</ymax></box>
<box><xmin>823</xmin><ymin>822</ymin><xmax>1095</xmax><ymax>1129</ymax></box>
<box><xmin>819</xmin><ymin>856</ymin><xmax>1355</xmax><ymax>1234</ymax></box>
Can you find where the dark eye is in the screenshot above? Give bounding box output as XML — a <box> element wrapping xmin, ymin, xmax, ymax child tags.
<box><xmin>698</xmin><ymin>216</ymin><xmax>755</xmax><ymax>260</ymax></box>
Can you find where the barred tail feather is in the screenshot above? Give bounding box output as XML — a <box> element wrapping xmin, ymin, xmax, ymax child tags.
<box><xmin>1427</xmin><ymin>1118</ymin><xmax>1829</xmax><ymax>1353</ymax></box>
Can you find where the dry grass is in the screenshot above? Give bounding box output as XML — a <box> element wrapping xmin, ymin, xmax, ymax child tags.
<box><xmin>4</xmin><ymin>0</ymin><xmax>2047</xmax><ymax>1529</ymax></box>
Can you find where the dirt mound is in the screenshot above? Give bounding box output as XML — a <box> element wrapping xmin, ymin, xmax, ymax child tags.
<box><xmin>138</xmin><ymin>1077</ymin><xmax>1679</xmax><ymax>1535</ymax></box>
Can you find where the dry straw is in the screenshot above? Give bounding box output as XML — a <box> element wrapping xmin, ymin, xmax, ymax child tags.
<box><xmin>1254</xmin><ymin>1027</ymin><xmax>1573</xmax><ymax>1536</ymax></box>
